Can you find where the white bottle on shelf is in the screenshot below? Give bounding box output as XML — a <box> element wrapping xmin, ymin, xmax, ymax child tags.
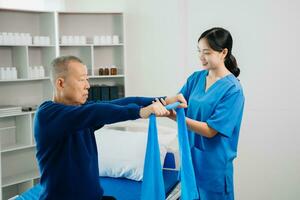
<box><xmin>3</xmin><ymin>67</ymin><xmax>8</xmax><ymax>80</ymax></box>
<box><xmin>5</xmin><ymin>67</ymin><xmax>11</xmax><ymax>80</ymax></box>
<box><xmin>20</xmin><ymin>33</ymin><xmax>25</xmax><ymax>45</ymax></box>
<box><xmin>11</xmin><ymin>67</ymin><xmax>17</xmax><ymax>79</ymax></box>
<box><xmin>45</xmin><ymin>36</ymin><xmax>50</xmax><ymax>45</ymax></box>
<box><xmin>67</xmin><ymin>35</ymin><xmax>73</xmax><ymax>45</ymax></box>
<box><xmin>61</xmin><ymin>35</ymin><xmax>67</xmax><ymax>45</ymax></box>
<box><xmin>0</xmin><ymin>67</ymin><xmax>5</xmax><ymax>80</ymax></box>
<box><xmin>80</xmin><ymin>36</ymin><xmax>86</xmax><ymax>45</ymax></box>
<box><xmin>40</xmin><ymin>36</ymin><xmax>46</xmax><ymax>45</ymax></box>
<box><xmin>30</xmin><ymin>66</ymin><xmax>35</xmax><ymax>79</ymax></box>
<box><xmin>33</xmin><ymin>36</ymin><xmax>39</xmax><ymax>45</ymax></box>
<box><xmin>15</xmin><ymin>33</ymin><xmax>21</xmax><ymax>45</ymax></box>
<box><xmin>39</xmin><ymin>66</ymin><xmax>45</xmax><ymax>78</ymax></box>
<box><xmin>33</xmin><ymin>66</ymin><xmax>39</xmax><ymax>79</ymax></box>
<box><xmin>7</xmin><ymin>32</ymin><xmax>13</xmax><ymax>45</ymax></box>
<box><xmin>93</xmin><ymin>36</ymin><xmax>99</xmax><ymax>45</ymax></box>
<box><xmin>100</xmin><ymin>35</ymin><xmax>106</xmax><ymax>45</ymax></box>
<box><xmin>106</xmin><ymin>35</ymin><xmax>112</xmax><ymax>45</ymax></box>
<box><xmin>2</xmin><ymin>32</ymin><xmax>8</xmax><ymax>45</ymax></box>
<box><xmin>74</xmin><ymin>36</ymin><xmax>80</xmax><ymax>45</ymax></box>
<box><xmin>25</xmin><ymin>33</ymin><xmax>32</xmax><ymax>45</ymax></box>
<box><xmin>28</xmin><ymin>67</ymin><xmax>32</xmax><ymax>79</ymax></box>
<box><xmin>112</xmin><ymin>35</ymin><xmax>119</xmax><ymax>44</ymax></box>
<box><xmin>14</xmin><ymin>33</ymin><xmax>18</xmax><ymax>45</ymax></box>
<box><xmin>0</xmin><ymin>35</ymin><xmax>3</xmax><ymax>45</ymax></box>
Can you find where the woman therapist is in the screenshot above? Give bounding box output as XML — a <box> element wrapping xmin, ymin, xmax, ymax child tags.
<box><xmin>164</xmin><ymin>27</ymin><xmax>245</xmax><ymax>200</ymax></box>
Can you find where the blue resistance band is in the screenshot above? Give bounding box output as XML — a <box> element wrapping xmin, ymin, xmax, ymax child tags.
<box><xmin>141</xmin><ymin>102</ymin><xmax>199</xmax><ymax>200</ymax></box>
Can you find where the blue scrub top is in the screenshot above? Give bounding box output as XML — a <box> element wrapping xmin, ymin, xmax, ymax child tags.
<box><xmin>180</xmin><ymin>70</ymin><xmax>245</xmax><ymax>193</ymax></box>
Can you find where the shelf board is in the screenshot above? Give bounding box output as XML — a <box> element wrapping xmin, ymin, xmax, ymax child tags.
<box><xmin>0</xmin><ymin>111</ymin><xmax>35</xmax><ymax>118</ymax></box>
<box><xmin>58</xmin><ymin>11</ymin><xmax>123</xmax><ymax>14</ymax></box>
<box><xmin>59</xmin><ymin>43</ymin><xmax>123</xmax><ymax>47</ymax></box>
<box><xmin>2</xmin><ymin>169</ymin><xmax>39</xmax><ymax>187</ymax></box>
<box><xmin>0</xmin><ymin>126</ymin><xmax>16</xmax><ymax>131</ymax></box>
<box><xmin>88</xmin><ymin>75</ymin><xmax>125</xmax><ymax>79</ymax></box>
<box><xmin>1</xmin><ymin>144</ymin><xmax>36</xmax><ymax>153</ymax></box>
<box><xmin>0</xmin><ymin>77</ymin><xmax>50</xmax><ymax>83</ymax></box>
<box><xmin>93</xmin><ymin>43</ymin><xmax>124</xmax><ymax>47</ymax></box>
<box><xmin>0</xmin><ymin>45</ymin><xmax>55</xmax><ymax>47</ymax></box>
<box><xmin>28</xmin><ymin>45</ymin><xmax>56</xmax><ymax>47</ymax></box>
<box><xmin>60</xmin><ymin>44</ymin><xmax>92</xmax><ymax>47</ymax></box>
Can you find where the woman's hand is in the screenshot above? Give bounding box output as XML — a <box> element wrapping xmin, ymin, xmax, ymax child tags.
<box><xmin>139</xmin><ymin>99</ymin><xmax>170</xmax><ymax>119</ymax></box>
<box><xmin>160</xmin><ymin>98</ymin><xmax>177</xmax><ymax>121</ymax></box>
<box><xmin>164</xmin><ymin>93</ymin><xmax>187</xmax><ymax>108</ymax></box>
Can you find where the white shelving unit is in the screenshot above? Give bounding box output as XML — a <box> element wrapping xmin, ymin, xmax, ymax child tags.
<box><xmin>0</xmin><ymin>8</ymin><xmax>126</xmax><ymax>199</ymax></box>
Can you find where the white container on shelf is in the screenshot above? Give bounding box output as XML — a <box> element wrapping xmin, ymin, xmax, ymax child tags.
<box><xmin>28</xmin><ymin>66</ymin><xmax>38</xmax><ymax>79</ymax></box>
<box><xmin>39</xmin><ymin>66</ymin><xmax>45</xmax><ymax>78</ymax></box>
<box><xmin>0</xmin><ymin>67</ymin><xmax>5</xmax><ymax>79</ymax></box>
<box><xmin>93</xmin><ymin>36</ymin><xmax>99</xmax><ymax>45</ymax></box>
<box><xmin>40</xmin><ymin>36</ymin><xmax>45</xmax><ymax>45</ymax></box>
<box><xmin>67</xmin><ymin>35</ymin><xmax>73</xmax><ymax>44</ymax></box>
<box><xmin>7</xmin><ymin>32</ymin><xmax>13</xmax><ymax>45</ymax></box>
<box><xmin>112</xmin><ymin>35</ymin><xmax>119</xmax><ymax>44</ymax></box>
<box><xmin>11</xmin><ymin>67</ymin><xmax>18</xmax><ymax>79</ymax></box>
<box><xmin>45</xmin><ymin>36</ymin><xmax>50</xmax><ymax>45</ymax></box>
<box><xmin>25</xmin><ymin>33</ymin><xmax>32</xmax><ymax>45</ymax></box>
<box><xmin>15</xmin><ymin>33</ymin><xmax>21</xmax><ymax>45</ymax></box>
<box><xmin>105</xmin><ymin>35</ymin><xmax>112</xmax><ymax>45</ymax></box>
<box><xmin>80</xmin><ymin>36</ymin><xmax>86</xmax><ymax>45</ymax></box>
<box><xmin>33</xmin><ymin>66</ymin><xmax>39</xmax><ymax>79</ymax></box>
<box><xmin>5</xmin><ymin>67</ymin><xmax>11</xmax><ymax>80</ymax></box>
<box><xmin>61</xmin><ymin>35</ymin><xmax>67</xmax><ymax>44</ymax></box>
<box><xmin>20</xmin><ymin>33</ymin><xmax>25</xmax><ymax>45</ymax></box>
<box><xmin>74</xmin><ymin>36</ymin><xmax>80</xmax><ymax>45</ymax></box>
<box><xmin>0</xmin><ymin>35</ymin><xmax>3</xmax><ymax>45</ymax></box>
<box><xmin>3</xmin><ymin>67</ymin><xmax>8</xmax><ymax>80</ymax></box>
<box><xmin>28</xmin><ymin>67</ymin><xmax>32</xmax><ymax>79</ymax></box>
<box><xmin>33</xmin><ymin>36</ymin><xmax>40</xmax><ymax>45</ymax></box>
<box><xmin>100</xmin><ymin>35</ymin><xmax>106</xmax><ymax>45</ymax></box>
<box><xmin>28</xmin><ymin>67</ymin><xmax>31</xmax><ymax>79</ymax></box>
<box><xmin>2</xmin><ymin>32</ymin><xmax>8</xmax><ymax>45</ymax></box>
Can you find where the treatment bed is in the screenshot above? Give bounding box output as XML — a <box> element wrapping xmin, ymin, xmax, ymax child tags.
<box><xmin>13</xmin><ymin>121</ymin><xmax>181</xmax><ymax>200</ymax></box>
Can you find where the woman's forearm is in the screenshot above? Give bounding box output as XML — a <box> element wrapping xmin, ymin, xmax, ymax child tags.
<box><xmin>185</xmin><ymin>117</ymin><xmax>218</xmax><ymax>138</ymax></box>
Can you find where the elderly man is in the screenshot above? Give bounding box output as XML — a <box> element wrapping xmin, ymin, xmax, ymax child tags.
<box><xmin>34</xmin><ymin>55</ymin><xmax>186</xmax><ymax>200</ymax></box>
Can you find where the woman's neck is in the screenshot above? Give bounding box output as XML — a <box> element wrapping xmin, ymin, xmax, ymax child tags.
<box><xmin>208</xmin><ymin>65</ymin><xmax>230</xmax><ymax>79</ymax></box>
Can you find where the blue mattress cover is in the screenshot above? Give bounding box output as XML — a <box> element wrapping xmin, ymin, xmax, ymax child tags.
<box><xmin>17</xmin><ymin>169</ymin><xmax>178</xmax><ymax>200</ymax></box>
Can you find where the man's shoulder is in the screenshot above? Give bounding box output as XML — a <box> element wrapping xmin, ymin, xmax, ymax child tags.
<box><xmin>37</xmin><ymin>101</ymin><xmax>54</xmax><ymax>112</ymax></box>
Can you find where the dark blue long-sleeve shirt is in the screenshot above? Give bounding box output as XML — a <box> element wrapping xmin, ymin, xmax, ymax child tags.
<box><xmin>34</xmin><ymin>97</ymin><xmax>155</xmax><ymax>200</ymax></box>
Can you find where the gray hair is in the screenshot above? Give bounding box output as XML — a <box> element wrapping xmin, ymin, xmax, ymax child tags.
<box><xmin>50</xmin><ymin>55</ymin><xmax>83</xmax><ymax>84</ymax></box>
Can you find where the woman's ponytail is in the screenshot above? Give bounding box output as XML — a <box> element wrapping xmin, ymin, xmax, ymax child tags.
<box><xmin>225</xmin><ymin>54</ymin><xmax>240</xmax><ymax>77</ymax></box>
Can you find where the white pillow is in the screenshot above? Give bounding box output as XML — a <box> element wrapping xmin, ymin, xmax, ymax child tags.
<box><xmin>95</xmin><ymin>128</ymin><xmax>168</xmax><ymax>181</ymax></box>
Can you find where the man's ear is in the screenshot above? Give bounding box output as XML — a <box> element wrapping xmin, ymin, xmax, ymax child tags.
<box><xmin>55</xmin><ymin>77</ymin><xmax>65</xmax><ymax>90</ymax></box>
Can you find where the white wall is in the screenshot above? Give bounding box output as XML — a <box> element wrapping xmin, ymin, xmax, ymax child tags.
<box><xmin>122</xmin><ymin>0</ymin><xmax>186</xmax><ymax>97</ymax></box>
<box><xmin>187</xmin><ymin>0</ymin><xmax>300</xmax><ymax>199</ymax></box>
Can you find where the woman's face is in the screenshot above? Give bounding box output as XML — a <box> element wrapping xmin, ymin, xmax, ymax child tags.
<box><xmin>198</xmin><ymin>38</ymin><xmax>226</xmax><ymax>70</ymax></box>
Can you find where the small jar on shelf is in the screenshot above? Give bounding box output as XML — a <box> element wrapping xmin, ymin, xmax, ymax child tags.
<box><xmin>110</xmin><ymin>66</ymin><xmax>117</xmax><ymax>75</ymax></box>
<box><xmin>104</xmin><ymin>67</ymin><xmax>110</xmax><ymax>76</ymax></box>
<box><xmin>98</xmin><ymin>67</ymin><xmax>104</xmax><ymax>76</ymax></box>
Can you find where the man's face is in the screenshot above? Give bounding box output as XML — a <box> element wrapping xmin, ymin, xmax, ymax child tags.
<box><xmin>60</xmin><ymin>61</ymin><xmax>90</xmax><ymax>105</ymax></box>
